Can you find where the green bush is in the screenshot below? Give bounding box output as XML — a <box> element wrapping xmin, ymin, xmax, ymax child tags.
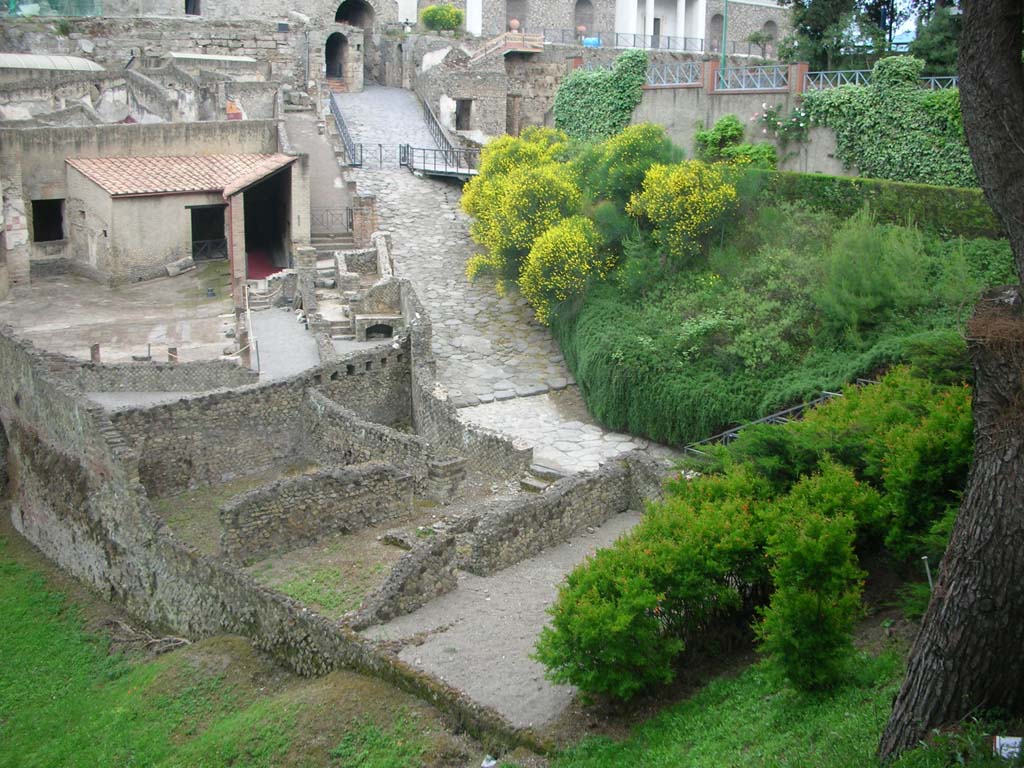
<box><xmin>420</xmin><ymin>4</ymin><xmax>463</xmax><ymax>31</ymax></box>
<box><xmin>756</xmin><ymin>510</ymin><xmax>864</xmax><ymax>690</ymax></box>
<box><xmin>553</xmin><ymin>49</ymin><xmax>648</xmax><ymax>140</ymax></box>
<box><xmin>695</xmin><ymin>114</ymin><xmax>777</xmax><ymax>169</ymax></box>
<box><xmin>802</xmin><ymin>56</ymin><xmax>974</xmax><ymax>187</ymax></box>
<box><xmin>576</xmin><ymin>122</ymin><xmax>683</xmax><ymax>207</ymax></box>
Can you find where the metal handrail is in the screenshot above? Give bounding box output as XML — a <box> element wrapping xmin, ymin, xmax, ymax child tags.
<box><xmin>646</xmin><ymin>61</ymin><xmax>703</xmax><ymax>86</ymax></box>
<box><xmin>329</xmin><ymin>96</ymin><xmax>361</xmax><ymax>167</ymax></box>
<box><xmin>716</xmin><ymin>64</ymin><xmax>789</xmax><ymax>91</ymax></box>
<box><xmin>310</xmin><ymin>208</ymin><xmax>352</xmax><ymax>233</ymax></box>
<box><xmin>921</xmin><ymin>75</ymin><xmax>959</xmax><ymax>89</ymax></box>
<box><xmin>402</xmin><ymin>145</ymin><xmax>480</xmax><ymax>177</ymax></box>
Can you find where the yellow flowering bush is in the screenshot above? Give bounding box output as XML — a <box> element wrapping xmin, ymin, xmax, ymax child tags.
<box><xmin>464</xmin><ymin>162</ymin><xmax>581</xmax><ymax>282</ymax></box>
<box><xmin>627</xmin><ymin>161</ymin><xmax>738</xmax><ymax>263</ymax></box>
<box><xmin>518</xmin><ymin>216</ymin><xmax>612</xmax><ymax>324</ymax></box>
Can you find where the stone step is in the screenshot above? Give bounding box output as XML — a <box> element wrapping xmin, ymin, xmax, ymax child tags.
<box><xmin>520</xmin><ymin>476</ymin><xmax>549</xmax><ymax>494</ymax></box>
<box><xmin>528</xmin><ymin>464</ymin><xmax>565</xmax><ymax>483</ymax></box>
<box><xmin>331</xmin><ymin>332</ymin><xmax>355</xmax><ymax>341</ymax></box>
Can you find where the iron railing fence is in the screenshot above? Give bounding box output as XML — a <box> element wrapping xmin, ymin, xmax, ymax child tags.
<box><xmin>646</xmin><ymin>61</ymin><xmax>703</xmax><ymax>86</ymax></box>
<box><xmin>310</xmin><ymin>208</ymin><xmax>353</xmax><ymax>233</ymax></box>
<box><xmin>401</xmin><ymin>145</ymin><xmax>480</xmax><ymax>177</ymax></box>
<box><xmin>921</xmin><ymin>75</ymin><xmax>959</xmax><ymax>89</ymax></box>
<box><xmin>191</xmin><ymin>238</ymin><xmax>227</xmax><ymax>261</ymax></box>
<box><xmin>804</xmin><ymin>70</ymin><xmax>960</xmax><ymax>91</ymax></box>
<box><xmin>716</xmin><ymin>64</ymin><xmax>789</xmax><ymax>91</ymax></box>
<box><xmin>329</xmin><ymin>96</ymin><xmax>361</xmax><ymax>167</ymax></box>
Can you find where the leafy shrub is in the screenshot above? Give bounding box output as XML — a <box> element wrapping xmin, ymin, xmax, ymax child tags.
<box><xmin>536</xmin><ymin>468</ymin><xmax>770</xmax><ymax>700</ymax></box>
<box><xmin>626</xmin><ymin>161</ymin><xmax>737</xmax><ymax>264</ymax></box>
<box><xmin>554</xmin><ymin>49</ymin><xmax>648</xmax><ymax>140</ymax></box>
<box><xmin>802</xmin><ymin>56</ymin><xmax>974</xmax><ymax>187</ymax></box>
<box><xmin>756</xmin><ymin>510</ymin><xmax>864</xmax><ymax>690</ymax></box>
<box><xmin>518</xmin><ymin>216</ymin><xmax>612</xmax><ymax>324</ymax></box>
<box><xmin>695</xmin><ymin>114</ymin><xmax>777</xmax><ymax>169</ymax></box>
<box><xmin>420</xmin><ymin>4</ymin><xmax>463</xmax><ymax>31</ymax></box>
<box><xmin>577</xmin><ymin>123</ymin><xmax>683</xmax><ymax>207</ymax></box>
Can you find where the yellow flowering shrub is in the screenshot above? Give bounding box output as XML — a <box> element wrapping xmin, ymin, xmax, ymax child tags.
<box><xmin>463</xmin><ymin>162</ymin><xmax>581</xmax><ymax>282</ymax></box>
<box><xmin>626</xmin><ymin>160</ymin><xmax>738</xmax><ymax>263</ymax></box>
<box><xmin>518</xmin><ymin>216</ymin><xmax>613</xmax><ymax>324</ymax></box>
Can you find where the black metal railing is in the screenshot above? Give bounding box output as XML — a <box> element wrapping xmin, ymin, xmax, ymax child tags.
<box><xmin>402</xmin><ymin>145</ymin><xmax>480</xmax><ymax>177</ymax></box>
<box><xmin>310</xmin><ymin>208</ymin><xmax>352</xmax><ymax>233</ymax></box>
<box><xmin>329</xmin><ymin>96</ymin><xmax>361</xmax><ymax>167</ymax></box>
<box><xmin>418</xmin><ymin>91</ymin><xmax>457</xmax><ymax>156</ymax></box>
<box><xmin>192</xmin><ymin>238</ymin><xmax>228</xmax><ymax>261</ymax></box>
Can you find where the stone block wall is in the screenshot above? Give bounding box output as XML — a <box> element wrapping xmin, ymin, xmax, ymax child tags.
<box><xmin>318</xmin><ymin>342</ymin><xmax>413</xmax><ymax>427</ymax></box>
<box><xmin>219</xmin><ymin>462</ymin><xmax>413</xmax><ymax>564</ymax></box>
<box><xmin>72</xmin><ymin>360</ymin><xmax>259</xmax><ymax>392</ymax></box>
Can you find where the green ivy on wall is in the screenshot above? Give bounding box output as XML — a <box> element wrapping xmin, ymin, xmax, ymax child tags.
<box><xmin>553</xmin><ymin>49</ymin><xmax>648</xmax><ymax>141</ymax></box>
<box><xmin>802</xmin><ymin>56</ymin><xmax>975</xmax><ymax>188</ymax></box>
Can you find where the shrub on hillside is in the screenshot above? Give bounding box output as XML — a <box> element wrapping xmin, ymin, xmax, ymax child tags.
<box><xmin>575</xmin><ymin>123</ymin><xmax>683</xmax><ymax>207</ymax></box>
<box><xmin>518</xmin><ymin>216</ymin><xmax>612</xmax><ymax>324</ymax></box>
<box><xmin>420</xmin><ymin>4</ymin><xmax>463</xmax><ymax>31</ymax></box>
<box><xmin>756</xmin><ymin>510</ymin><xmax>864</xmax><ymax>690</ymax></box>
<box><xmin>695</xmin><ymin>114</ymin><xmax>777</xmax><ymax>169</ymax></box>
<box><xmin>627</xmin><ymin>161</ymin><xmax>737</xmax><ymax>264</ymax></box>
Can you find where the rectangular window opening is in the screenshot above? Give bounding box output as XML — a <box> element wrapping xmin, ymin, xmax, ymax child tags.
<box><xmin>185</xmin><ymin>0</ymin><xmax>200</xmax><ymax>15</ymax></box>
<box><xmin>455</xmin><ymin>99</ymin><xmax>473</xmax><ymax>131</ymax></box>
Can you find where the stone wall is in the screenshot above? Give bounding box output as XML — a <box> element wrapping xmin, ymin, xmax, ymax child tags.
<box><xmin>400</xmin><ymin>281</ymin><xmax>533</xmax><ymax>482</ymax></box>
<box><xmin>219</xmin><ymin>462</ymin><xmax>413</xmax><ymax>564</ymax></box>
<box><xmin>109</xmin><ymin>340</ymin><xmax>412</xmax><ymax>497</ymax></box>
<box><xmin>74</xmin><ymin>359</ymin><xmax>259</xmax><ymax>392</ymax></box>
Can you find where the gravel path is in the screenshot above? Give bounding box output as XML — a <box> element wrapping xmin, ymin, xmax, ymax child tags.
<box><xmin>363</xmin><ymin>511</ymin><xmax>642</xmax><ymax>729</ymax></box>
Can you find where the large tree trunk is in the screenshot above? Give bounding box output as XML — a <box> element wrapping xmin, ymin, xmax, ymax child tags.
<box><xmin>879</xmin><ymin>1</ymin><xmax>1024</xmax><ymax>760</ymax></box>
<box><xmin>878</xmin><ymin>290</ymin><xmax>1024</xmax><ymax>758</ymax></box>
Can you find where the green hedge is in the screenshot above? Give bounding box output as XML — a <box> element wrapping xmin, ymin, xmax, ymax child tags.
<box><xmin>750</xmin><ymin>170</ymin><xmax>1002</xmax><ymax>240</ymax></box>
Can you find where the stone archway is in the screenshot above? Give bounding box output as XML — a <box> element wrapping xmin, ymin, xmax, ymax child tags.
<box><xmin>506</xmin><ymin>0</ymin><xmax>528</xmax><ymax>30</ymax></box>
<box><xmin>709</xmin><ymin>13</ymin><xmax>723</xmax><ymax>51</ymax></box>
<box><xmin>335</xmin><ymin>0</ymin><xmax>375</xmax><ymax>28</ymax></box>
<box><xmin>326</xmin><ymin>31</ymin><xmax>348</xmax><ymax>79</ymax></box>
<box><xmin>574</xmin><ymin>0</ymin><xmax>594</xmax><ymax>34</ymax></box>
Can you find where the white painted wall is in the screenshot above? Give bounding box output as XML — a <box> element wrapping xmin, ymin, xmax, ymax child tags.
<box><xmin>653</xmin><ymin>0</ymin><xmax>675</xmax><ymax>37</ymax></box>
<box><xmin>615</xmin><ymin>0</ymin><xmax>635</xmax><ymax>33</ymax></box>
<box><xmin>466</xmin><ymin>0</ymin><xmax>482</xmax><ymax>35</ymax></box>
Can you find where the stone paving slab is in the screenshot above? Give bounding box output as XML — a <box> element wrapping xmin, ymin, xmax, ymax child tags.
<box><xmin>363</xmin><ymin>511</ymin><xmax>642</xmax><ymax>730</ymax></box>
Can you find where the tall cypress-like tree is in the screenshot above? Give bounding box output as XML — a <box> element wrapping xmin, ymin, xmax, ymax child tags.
<box><xmin>878</xmin><ymin>1</ymin><xmax>1024</xmax><ymax>760</ymax></box>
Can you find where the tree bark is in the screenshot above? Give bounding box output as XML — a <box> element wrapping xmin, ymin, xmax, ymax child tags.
<box><xmin>879</xmin><ymin>1</ymin><xmax>1024</xmax><ymax>759</ymax></box>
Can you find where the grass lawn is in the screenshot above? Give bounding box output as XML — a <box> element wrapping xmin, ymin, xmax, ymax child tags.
<box><xmin>0</xmin><ymin>524</ymin><xmax>476</xmax><ymax>768</ymax></box>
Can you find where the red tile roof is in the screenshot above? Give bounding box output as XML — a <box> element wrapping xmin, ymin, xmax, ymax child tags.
<box><xmin>66</xmin><ymin>154</ymin><xmax>295</xmax><ymax>197</ymax></box>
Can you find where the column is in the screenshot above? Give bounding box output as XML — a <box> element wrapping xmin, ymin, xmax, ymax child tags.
<box><xmin>645</xmin><ymin>0</ymin><xmax>655</xmax><ymax>36</ymax></box>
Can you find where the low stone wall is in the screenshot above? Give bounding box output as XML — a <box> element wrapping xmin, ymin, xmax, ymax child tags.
<box><xmin>306</xmin><ymin>390</ymin><xmax>433</xmax><ymax>491</ymax></box>
<box><xmin>352</xmin><ymin>534</ymin><xmax>458</xmax><ymax>630</ymax></box>
<box><xmin>464</xmin><ymin>453</ymin><xmax>667</xmax><ymax>576</ymax></box>
<box><xmin>219</xmin><ymin>463</ymin><xmax>413</xmax><ymax>565</ymax></box>
<box><xmin>75</xmin><ymin>360</ymin><xmax>258</xmax><ymax>392</ymax></box>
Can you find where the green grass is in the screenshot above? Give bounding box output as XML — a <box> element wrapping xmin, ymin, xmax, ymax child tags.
<box><xmin>542</xmin><ymin>651</ymin><xmax>1019</xmax><ymax>768</ymax></box>
<box><xmin>0</xmin><ymin>531</ymin><xmax>470</xmax><ymax>767</ymax></box>
<box><xmin>276</xmin><ymin>563</ymin><xmax>387</xmax><ymax>615</ymax></box>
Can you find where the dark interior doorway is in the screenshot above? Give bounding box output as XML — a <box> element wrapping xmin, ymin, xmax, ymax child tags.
<box><xmin>455</xmin><ymin>99</ymin><xmax>472</xmax><ymax>131</ymax></box>
<box><xmin>335</xmin><ymin>0</ymin><xmax>375</xmax><ymax>27</ymax></box>
<box><xmin>243</xmin><ymin>168</ymin><xmax>291</xmax><ymax>279</ymax></box>
<box><xmin>190</xmin><ymin>205</ymin><xmax>226</xmax><ymax>260</ymax></box>
<box><xmin>326</xmin><ymin>32</ymin><xmax>347</xmax><ymax>78</ymax></box>
<box><xmin>366</xmin><ymin>324</ymin><xmax>393</xmax><ymax>340</ymax></box>
<box><xmin>31</xmin><ymin>199</ymin><xmax>64</xmax><ymax>242</ymax></box>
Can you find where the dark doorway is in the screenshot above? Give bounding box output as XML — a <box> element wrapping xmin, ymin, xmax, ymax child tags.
<box><xmin>243</xmin><ymin>168</ymin><xmax>291</xmax><ymax>280</ymax></box>
<box><xmin>326</xmin><ymin>32</ymin><xmax>347</xmax><ymax>79</ymax></box>
<box><xmin>366</xmin><ymin>324</ymin><xmax>393</xmax><ymax>340</ymax></box>
<box><xmin>31</xmin><ymin>199</ymin><xmax>64</xmax><ymax>242</ymax></box>
<box><xmin>335</xmin><ymin>0</ymin><xmax>375</xmax><ymax>27</ymax></box>
<box><xmin>184</xmin><ymin>0</ymin><xmax>200</xmax><ymax>14</ymax></box>
<box><xmin>190</xmin><ymin>205</ymin><xmax>226</xmax><ymax>260</ymax></box>
<box><xmin>652</xmin><ymin>17</ymin><xmax>661</xmax><ymax>45</ymax></box>
<box><xmin>574</xmin><ymin>0</ymin><xmax>594</xmax><ymax>33</ymax></box>
<box><xmin>455</xmin><ymin>99</ymin><xmax>472</xmax><ymax>131</ymax></box>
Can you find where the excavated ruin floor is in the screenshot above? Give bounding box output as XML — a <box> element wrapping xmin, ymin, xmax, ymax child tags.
<box><xmin>0</xmin><ymin>261</ymin><xmax>233</xmax><ymax>362</ymax></box>
<box><xmin>363</xmin><ymin>511</ymin><xmax>642</xmax><ymax>730</ymax></box>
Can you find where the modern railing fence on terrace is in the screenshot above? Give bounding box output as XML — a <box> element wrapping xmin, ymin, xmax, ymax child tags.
<box><xmin>717</xmin><ymin>64</ymin><xmax>789</xmax><ymax>91</ymax></box>
<box><xmin>804</xmin><ymin>69</ymin><xmax>959</xmax><ymax>91</ymax></box>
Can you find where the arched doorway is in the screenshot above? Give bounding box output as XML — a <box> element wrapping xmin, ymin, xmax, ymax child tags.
<box><xmin>506</xmin><ymin>0</ymin><xmax>528</xmax><ymax>31</ymax></box>
<box><xmin>709</xmin><ymin>13</ymin><xmax>723</xmax><ymax>51</ymax></box>
<box><xmin>335</xmin><ymin>0</ymin><xmax>375</xmax><ymax>28</ymax></box>
<box><xmin>326</xmin><ymin>32</ymin><xmax>347</xmax><ymax>79</ymax></box>
<box><xmin>365</xmin><ymin>323</ymin><xmax>393</xmax><ymax>340</ymax></box>
<box><xmin>574</xmin><ymin>0</ymin><xmax>594</xmax><ymax>34</ymax></box>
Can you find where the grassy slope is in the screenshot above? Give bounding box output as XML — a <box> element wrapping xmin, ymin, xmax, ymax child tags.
<box><xmin>0</xmin><ymin>522</ymin><xmax>476</xmax><ymax>768</ymax></box>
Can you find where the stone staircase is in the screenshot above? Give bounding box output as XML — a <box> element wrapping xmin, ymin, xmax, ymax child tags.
<box><xmin>520</xmin><ymin>463</ymin><xmax>565</xmax><ymax>493</ymax></box>
<box><xmin>326</xmin><ymin>78</ymin><xmax>349</xmax><ymax>93</ymax></box>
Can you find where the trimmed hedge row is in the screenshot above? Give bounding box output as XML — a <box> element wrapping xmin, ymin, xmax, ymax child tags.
<box><xmin>751</xmin><ymin>170</ymin><xmax>1002</xmax><ymax>241</ymax></box>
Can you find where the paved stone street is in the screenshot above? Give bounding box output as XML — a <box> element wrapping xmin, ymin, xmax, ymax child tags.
<box><xmin>335</xmin><ymin>86</ymin><xmax>571</xmax><ymax>406</ymax></box>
